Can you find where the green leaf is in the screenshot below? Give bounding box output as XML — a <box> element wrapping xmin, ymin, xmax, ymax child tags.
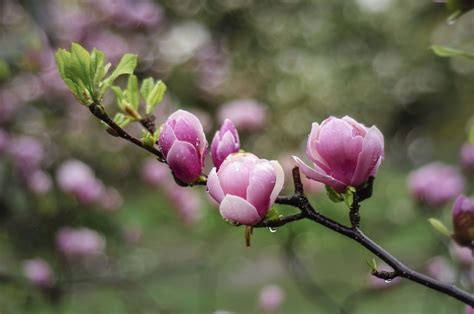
<box><xmin>141</xmin><ymin>130</ymin><xmax>156</xmax><ymax>147</ymax></box>
<box><xmin>113</xmin><ymin>113</ymin><xmax>131</xmax><ymax>128</ymax></box>
<box><xmin>428</xmin><ymin>218</ymin><xmax>451</xmax><ymax>237</ymax></box>
<box><xmin>146</xmin><ymin>80</ymin><xmax>167</xmax><ymax>114</ymax></box>
<box><xmin>91</xmin><ymin>48</ymin><xmax>107</xmax><ymax>88</ymax></box>
<box><xmin>111</xmin><ymin>86</ymin><xmax>125</xmax><ymax>111</ymax></box>
<box><xmin>102</xmin><ymin>53</ymin><xmax>137</xmax><ymax>90</ymax></box>
<box><xmin>326</xmin><ymin>185</ymin><xmax>344</xmax><ymax>203</ymax></box>
<box><xmin>140</xmin><ymin>77</ymin><xmax>154</xmax><ymax>100</ymax></box>
<box><xmin>431</xmin><ymin>45</ymin><xmax>474</xmax><ymax>60</ymax></box>
<box><xmin>343</xmin><ymin>186</ymin><xmax>356</xmax><ymax>208</ymax></box>
<box><xmin>263</xmin><ymin>207</ymin><xmax>280</xmax><ymax>222</ymax></box>
<box><xmin>366</xmin><ymin>258</ymin><xmax>377</xmax><ymax>271</ymax></box>
<box><xmin>127</xmin><ymin>75</ymin><xmax>140</xmax><ymax>110</ymax></box>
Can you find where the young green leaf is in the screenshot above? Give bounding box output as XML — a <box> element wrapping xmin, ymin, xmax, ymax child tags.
<box><xmin>141</xmin><ymin>130</ymin><xmax>156</xmax><ymax>147</ymax></box>
<box><xmin>326</xmin><ymin>185</ymin><xmax>344</xmax><ymax>203</ymax></box>
<box><xmin>431</xmin><ymin>45</ymin><xmax>474</xmax><ymax>60</ymax></box>
<box><xmin>366</xmin><ymin>258</ymin><xmax>377</xmax><ymax>272</ymax></box>
<box><xmin>140</xmin><ymin>77</ymin><xmax>154</xmax><ymax>100</ymax></box>
<box><xmin>127</xmin><ymin>75</ymin><xmax>140</xmax><ymax>110</ymax></box>
<box><xmin>102</xmin><ymin>53</ymin><xmax>138</xmax><ymax>90</ymax></box>
<box><xmin>113</xmin><ymin>113</ymin><xmax>132</xmax><ymax>128</ymax></box>
<box><xmin>428</xmin><ymin>218</ymin><xmax>451</xmax><ymax>237</ymax></box>
<box><xmin>343</xmin><ymin>188</ymin><xmax>354</xmax><ymax>208</ymax></box>
<box><xmin>146</xmin><ymin>80</ymin><xmax>167</xmax><ymax>114</ymax></box>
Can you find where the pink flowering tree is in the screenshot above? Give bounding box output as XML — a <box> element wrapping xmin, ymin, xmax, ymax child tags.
<box><xmin>53</xmin><ymin>42</ymin><xmax>474</xmax><ymax>309</ymax></box>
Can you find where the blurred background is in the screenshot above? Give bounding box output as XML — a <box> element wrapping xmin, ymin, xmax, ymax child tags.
<box><xmin>0</xmin><ymin>0</ymin><xmax>474</xmax><ymax>313</ymax></box>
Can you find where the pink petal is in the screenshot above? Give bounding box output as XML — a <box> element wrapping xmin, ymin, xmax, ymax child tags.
<box><xmin>293</xmin><ymin>156</ymin><xmax>347</xmax><ymax>192</ymax></box>
<box><xmin>351</xmin><ymin>126</ymin><xmax>384</xmax><ymax>187</ymax></box>
<box><xmin>305</xmin><ymin>122</ymin><xmax>330</xmax><ymax>172</ymax></box>
<box><xmin>316</xmin><ymin>119</ymin><xmax>363</xmax><ymax>184</ymax></box>
<box><xmin>173</xmin><ymin>118</ymin><xmax>200</xmax><ymax>144</ymax></box>
<box><xmin>207</xmin><ymin>167</ymin><xmax>224</xmax><ymax>203</ymax></box>
<box><xmin>219</xmin><ymin>195</ymin><xmax>262</xmax><ymax>225</ymax></box>
<box><xmin>246</xmin><ymin>161</ymin><xmax>276</xmax><ymax>216</ymax></box>
<box><xmin>158</xmin><ymin>124</ymin><xmax>176</xmax><ymax>158</ymax></box>
<box><xmin>166</xmin><ymin>140</ymin><xmax>202</xmax><ymax>183</ymax></box>
<box><xmin>269</xmin><ymin>160</ymin><xmax>285</xmax><ymax>205</ymax></box>
<box><xmin>168</xmin><ymin>110</ymin><xmax>204</xmax><ymax>133</ymax></box>
<box><xmin>215</xmin><ymin>132</ymin><xmax>238</xmax><ymax>166</ymax></box>
<box><xmin>342</xmin><ymin>116</ymin><xmax>368</xmax><ymax>137</ymax></box>
<box><xmin>218</xmin><ymin>159</ymin><xmax>251</xmax><ymax>198</ymax></box>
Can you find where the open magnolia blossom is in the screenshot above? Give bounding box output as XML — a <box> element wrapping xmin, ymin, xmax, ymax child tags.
<box><xmin>207</xmin><ymin>152</ymin><xmax>284</xmax><ymax>226</ymax></box>
<box><xmin>294</xmin><ymin>116</ymin><xmax>384</xmax><ymax>193</ymax></box>
<box><xmin>158</xmin><ymin>110</ymin><xmax>208</xmax><ymax>184</ymax></box>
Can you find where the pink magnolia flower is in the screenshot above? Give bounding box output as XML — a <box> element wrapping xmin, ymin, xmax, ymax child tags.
<box><xmin>56</xmin><ymin>227</ymin><xmax>105</xmax><ymax>257</ymax></box>
<box><xmin>452</xmin><ymin>195</ymin><xmax>474</xmax><ymax>247</ymax></box>
<box><xmin>280</xmin><ymin>155</ymin><xmax>324</xmax><ymax>194</ymax></box>
<box><xmin>408</xmin><ymin>162</ymin><xmax>464</xmax><ymax>208</ymax></box>
<box><xmin>467</xmin><ymin>306</ymin><xmax>474</xmax><ymax>314</ymax></box>
<box><xmin>158</xmin><ymin>110</ymin><xmax>208</xmax><ymax>184</ymax></box>
<box><xmin>23</xmin><ymin>258</ymin><xmax>54</xmax><ymax>288</ymax></box>
<box><xmin>211</xmin><ymin>119</ymin><xmax>240</xmax><ymax>169</ymax></box>
<box><xmin>259</xmin><ymin>285</ymin><xmax>285</xmax><ymax>313</ymax></box>
<box><xmin>218</xmin><ymin>99</ymin><xmax>267</xmax><ymax>132</ymax></box>
<box><xmin>461</xmin><ymin>143</ymin><xmax>474</xmax><ymax>171</ymax></box>
<box><xmin>294</xmin><ymin>116</ymin><xmax>384</xmax><ymax>193</ymax></box>
<box><xmin>207</xmin><ymin>153</ymin><xmax>284</xmax><ymax>225</ymax></box>
<box><xmin>99</xmin><ymin>187</ymin><xmax>123</xmax><ymax>211</ymax></box>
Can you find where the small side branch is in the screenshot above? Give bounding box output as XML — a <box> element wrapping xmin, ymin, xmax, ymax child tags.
<box><xmin>89</xmin><ymin>103</ymin><xmax>165</xmax><ymax>162</ymax></box>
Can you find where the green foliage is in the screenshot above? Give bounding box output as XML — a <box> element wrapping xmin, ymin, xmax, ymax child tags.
<box><xmin>55</xmin><ymin>43</ymin><xmax>137</xmax><ymax>106</ymax></box>
<box><xmin>141</xmin><ymin>129</ymin><xmax>160</xmax><ymax>147</ymax></box>
<box><xmin>431</xmin><ymin>45</ymin><xmax>474</xmax><ymax>60</ymax></box>
<box><xmin>142</xmin><ymin>79</ymin><xmax>167</xmax><ymax>115</ymax></box>
<box><xmin>366</xmin><ymin>258</ymin><xmax>378</xmax><ymax>272</ymax></box>
<box><xmin>263</xmin><ymin>207</ymin><xmax>281</xmax><ymax>223</ymax></box>
<box><xmin>343</xmin><ymin>187</ymin><xmax>356</xmax><ymax>208</ymax></box>
<box><xmin>428</xmin><ymin>218</ymin><xmax>451</xmax><ymax>237</ymax></box>
<box><xmin>326</xmin><ymin>185</ymin><xmax>344</xmax><ymax>203</ymax></box>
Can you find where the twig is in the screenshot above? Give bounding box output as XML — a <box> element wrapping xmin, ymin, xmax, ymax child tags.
<box><xmin>88</xmin><ymin>103</ymin><xmax>165</xmax><ymax>162</ymax></box>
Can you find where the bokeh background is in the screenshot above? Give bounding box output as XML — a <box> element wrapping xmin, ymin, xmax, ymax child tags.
<box><xmin>0</xmin><ymin>0</ymin><xmax>474</xmax><ymax>313</ymax></box>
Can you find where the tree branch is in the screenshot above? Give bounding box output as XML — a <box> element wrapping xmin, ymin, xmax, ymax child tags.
<box><xmin>263</xmin><ymin>167</ymin><xmax>474</xmax><ymax>307</ymax></box>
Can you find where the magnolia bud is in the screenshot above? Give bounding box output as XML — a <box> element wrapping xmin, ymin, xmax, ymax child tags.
<box><xmin>211</xmin><ymin>119</ymin><xmax>240</xmax><ymax>169</ymax></box>
<box><xmin>452</xmin><ymin>195</ymin><xmax>474</xmax><ymax>247</ymax></box>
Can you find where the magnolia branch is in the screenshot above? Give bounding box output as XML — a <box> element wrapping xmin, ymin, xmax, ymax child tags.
<box><xmin>257</xmin><ymin>167</ymin><xmax>474</xmax><ymax>306</ymax></box>
<box><xmin>86</xmin><ymin>102</ymin><xmax>474</xmax><ymax>306</ymax></box>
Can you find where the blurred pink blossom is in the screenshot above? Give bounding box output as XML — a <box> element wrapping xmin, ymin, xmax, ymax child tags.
<box><xmin>218</xmin><ymin>99</ymin><xmax>267</xmax><ymax>132</ymax></box>
<box><xmin>165</xmin><ymin>185</ymin><xmax>203</xmax><ymax>225</ymax></box>
<box><xmin>141</xmin><ymin>158</ymin><xmax>169</xmax><ymax>187</ymax></box>
<box><xmin>28</xmin><ymin>170</ymin><xmax>52</xmax><ymax>195</ymax></box>
<box><xmin>259</xmin><ymin>285</ymin><xmax>285</xmax><ymax>313</ymax></box>
<box><xmin>449</xmin><ymin>241</ymin><xmax>473</xmax><ymax>266</ymax></box>
<box><xmin>23</xmin><ymin>258</ymin><xmax>54</xmax><ymax>288</ymax></box>
<box><xmin>56</xmin><ymin>227</ymin><xmax>105</xmax><ymax>257</ymax></box>
<box><xmin>100</xmin><ymin>187</ymin><xmax>123</xmax><ymax>211</ymax></box>
<box><xmin>8</xmin><ymin>135</ymin><xmax>44</xmax><ymax>173</ymax></box>
<box><xmin>408</xmin><ymin>162</ymin><xmax>465</xmax><ymax>208</ymax></box>
<box><xmin>461</xmin><ymin>143</ymin><xmax>474</xmax><ymax>171</ymax></box>
<box><xmin>56</xmin><ymin>159</ymin><xmax>104</xmax><ymax>205</ymax></box>
<box><xmin>425</xmin><ymin>256</ymin><xmax>455</xmax><ymax>283</ymax></box>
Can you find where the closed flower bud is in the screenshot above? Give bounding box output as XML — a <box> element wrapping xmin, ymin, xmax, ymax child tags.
<box><xmin>207</xmin><ymin>153</ymin><xmax>284</xmax><ymax>226</ymax></box>
<box><xmin>408</xmin><ymin>163</ymin><xmax>465</xmax><ymax>208</ymax></box>
<box><xmin>159</xmin><ymin>110</ymin><xmax>207</xmax><ymax>184</ymax></box>
<box><xmin>211</xmin><ymin>119</ymin><xmax>240</xmax><ymax>169</ymax></box>
<box><xmin>452</xmin><ymin>195</ymin><xmax>474</xmax><ymax>247</ymax></box>
<box><xmin>294</xmin><ymin>116</ymin><xmax>384</xmax><ymax>193</ymax></box>
<box><xmin>461</xmin><ymin>143</ymin><xmax>474</xmax><ymax>171</ymax></box>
